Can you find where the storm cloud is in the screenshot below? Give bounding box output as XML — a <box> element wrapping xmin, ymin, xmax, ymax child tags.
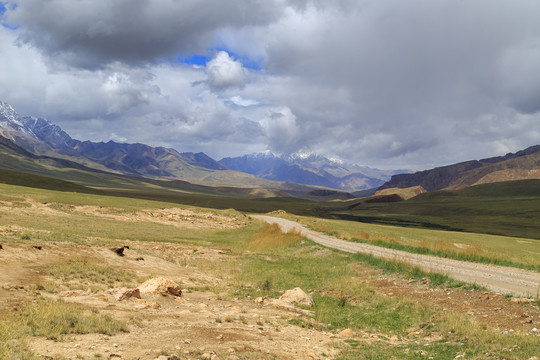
<box><xmin>1</xmin><ymin>0</ymin><xmax>540</xmax><ymax>169</ymax></box>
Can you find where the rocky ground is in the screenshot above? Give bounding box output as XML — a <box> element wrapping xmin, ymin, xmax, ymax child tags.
<box><xmin>1</xmin><ymin>238</ymin><xmax>539</xmax><ymax>360</ymax></box>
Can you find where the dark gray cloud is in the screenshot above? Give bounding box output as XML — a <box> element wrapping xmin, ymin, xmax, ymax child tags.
<box><xmin>1</xmin><ymin>0</ymin><xmax>540</xmax><ymax>169</ymax></box>
<box><xmin>8</xmin><ymin>0</ymin><xmax>283</xmax><ymax>69</ymax></box>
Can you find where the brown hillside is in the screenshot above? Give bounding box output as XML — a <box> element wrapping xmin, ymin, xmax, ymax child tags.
<box><xmin>374</xmin><ymin>185</ymin><xmax>426</xmax><ymax>200</ymax></box>
<box><xmin>445</xmin><ymin>151</ymin><xmax>540</xmax><ymax>190</ymax></box>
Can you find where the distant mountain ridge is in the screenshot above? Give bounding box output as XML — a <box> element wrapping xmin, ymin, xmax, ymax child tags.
<box><xmin>1</xmin><ymin>100</ymin><xmax>405</xmax><ymax>192</ymax></box>
<box><xmin>0</xmin><ymin>101</ymin><xmax>226</xmax><ymax>179</ymax></box>
<box><xmin>219</xmin><ymin>152</ymin><xmax>402</xmax><ymax>191</ymax></box>
<box><xmin>380</xmin><ymin>145</ymin><xmax>540</xmax><ymax>191</ymax></box>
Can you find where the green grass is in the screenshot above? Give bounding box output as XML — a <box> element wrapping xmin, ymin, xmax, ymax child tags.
<box><xmin>0</xmin><ymin>300</ymin><xmax>128</xmax><ymax>360</ymax></box>
<box><xmin>219</xmin><ymin>227</ymin><xmax>538</xmax><ymax>359</ymax></box>
<box><xmin>324</xmin><ymin>179</ymin><xmax>540</xmax><ymax>240</ymax></box>
<box><xmin>285</xmin><ymin>214</ymin><xmax>540</xmax><ymax>269</ymax></box>
<box><xmin>46</xmin><ymin>259</ymin><xmax>142</xmax><ymax>291</ymax></box>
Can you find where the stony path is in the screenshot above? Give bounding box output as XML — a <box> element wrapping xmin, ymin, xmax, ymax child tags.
<box><xmin>253</xmin><ymin>215</ymin><xmax>540</xmax><ymax>297</ymax></box>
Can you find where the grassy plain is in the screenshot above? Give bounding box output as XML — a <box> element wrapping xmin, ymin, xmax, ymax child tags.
<box><xmin>1</xmin><ymin>183</ymin><xmax>539</xmax><ymax>359</ymax></box>
<box><xmin>325</xmin><ymin>179</ymin><xmax>540</xmax><ymax>240</ymax></box>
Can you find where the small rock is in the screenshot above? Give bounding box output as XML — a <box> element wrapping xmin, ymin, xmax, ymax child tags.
<box><xmin>32</xmin><ymin>245</ymin><xmax>43</xmax><ymax>250</ymax></box>
<box><xmin>175</xmin><ymin>296</ymin><xmax>187</xmax><ymax>304</ymax></box>
<box><xmin>112</xmin><ymin>287</ymin><xmax>141</xmax><ymax>301</ymax></box>
<box><xmin>262</xmin><ymin>298</ymin><xmax>314</xmax><ymax>316</ymax></box>
<box><xmin>339</xmin><ymin>328</ymin><xmax>354</xmax><ymax>337</ymax></box>
<box><xmin>133</xmin><ymin>299</ymin><xmax>160</xmax><ymax>309</ymax></box>
<box><xmin>510</xmin><ymin>297</ymin><xmax>535</xmax><ymax>303</ymax></box>
<box><xmin>58</xmin><ymin>289</ymin><xmax>91</xmax><ymax>297</ymax></box>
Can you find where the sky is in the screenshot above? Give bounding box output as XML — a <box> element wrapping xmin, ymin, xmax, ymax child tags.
<box><xmin>1</xmin><ymin>0</ymin><xmax>540</xmax><ymax>170</ymax></box>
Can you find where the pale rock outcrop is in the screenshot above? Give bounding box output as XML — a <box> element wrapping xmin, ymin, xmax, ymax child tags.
<box><xmin>254</xmin><ymin>296</ymin><xmax>314</xmax><ymax>316</ymax></box>
<box><xmin>279</xmin><ymin>287</ymin><xmax>315</xmax><ymax>307</ymax></box>
<box><xmin>138</xmin><ymin>277</ymin><xmax>181</xmax><ymax>296</ymax></box>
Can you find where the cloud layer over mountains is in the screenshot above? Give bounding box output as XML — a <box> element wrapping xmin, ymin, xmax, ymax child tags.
<box><xmin>1</xmin><ymin>0</ymin><xmax>540</xmax><ymax>169</ymax></box>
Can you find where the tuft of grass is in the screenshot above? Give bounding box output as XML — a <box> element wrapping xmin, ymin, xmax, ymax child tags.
<box><xmin>0</xmin><ymin>299</ymin><xmax>128</xmax><ymax>359</ymax></box>
<box><xmin>47</xmin><ymin>259</ymin><xmax>137</xmax><ymax>289</ymax></box>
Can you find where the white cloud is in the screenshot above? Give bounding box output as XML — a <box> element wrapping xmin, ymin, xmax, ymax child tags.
<box><xmin>205</xmin><ymin>51</ymin><xmax>247</xmax><ymax>90</ymax></box>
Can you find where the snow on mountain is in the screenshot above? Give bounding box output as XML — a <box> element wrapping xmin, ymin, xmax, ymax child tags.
<box><xmin>21</xmin><ymin>116</ymin><xmax>74</xmax><ymax>149</ymax></box>
<box><xmin>0</xmin><ymin>101</ymin><xmax>33</xmax><ymax>136</ymax></box>
<box><xmin>218</xmin><ymin>152</ymin><xmax>402</xmax><ymax>191</ymax></box>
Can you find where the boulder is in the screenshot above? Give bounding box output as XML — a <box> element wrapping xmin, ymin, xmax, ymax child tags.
<box><xmin>138</xmin><ymin>277</ymin><xmax>181</xmax><ymax>296</ymax></box>
<box><xmin>108</xmin><ymin>287</ymin><xmax>141</xmax><ymax>301</ymax></box>
<box><xmin>279</xmin><ymin>287</ymin><xmax>315</xmax><ymax>307</ymax></box>
<box><xmin>261</xmin><ymin>298</ymin><xmax>314</xmax><ymax>316</ymax></box>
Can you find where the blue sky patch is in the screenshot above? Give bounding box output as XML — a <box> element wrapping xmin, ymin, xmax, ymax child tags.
<box><xmin>178</xmin><ymin>54</ymin><xmax>211</xmax><ymax>66</ymax></box>
<box><xmin>0</xmin><ymin>1</ymin><xmax>20</xmax><ymax>29</ymax></box>
<box><xmin>177</xmin><ymin>49</ymin><xmax>263</xmax><ymax>71</ymax></box>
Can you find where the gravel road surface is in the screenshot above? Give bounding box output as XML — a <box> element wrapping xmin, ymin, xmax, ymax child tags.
<box><xmin>253</xmin><ymin>215</ymin><xmax>540</xmax><ymax>297</ymax></box>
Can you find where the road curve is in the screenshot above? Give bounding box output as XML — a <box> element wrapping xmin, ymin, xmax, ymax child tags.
<box><xmin>252</xmin><ymin>215</ymin><xmax>540</xmax><ymax>297</ymax></box>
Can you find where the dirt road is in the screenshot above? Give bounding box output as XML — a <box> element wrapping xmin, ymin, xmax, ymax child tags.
<box><xmin>253</xmin><ymin>215</ymin><xmax>540</xmax><ymax>297</ymax></box>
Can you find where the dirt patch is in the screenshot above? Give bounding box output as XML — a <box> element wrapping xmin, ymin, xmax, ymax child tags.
<box><xmin>350</xmin><ymin>263</ymin><xmax>540</xmax><ymax>335</ymax></box>
<box><xmin>0</xmin><ymin>241</ymin><xmax>340</xmax><ymax>359</ymax></box>
<box><xmin>70</xmin><ymin>205</ymin><xmax>248</xmax><ymax>230</ymax></box>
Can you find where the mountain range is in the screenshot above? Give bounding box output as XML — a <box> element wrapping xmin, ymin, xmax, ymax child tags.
<box><xmin>380</xmin><ymin>145</ymin><xmax>540</xmax><ymax>191</ymax></box>
<box><xmin>0</xmin><ymin>100</ymin><xmax>399</xmax><ymax>191</ymax></box>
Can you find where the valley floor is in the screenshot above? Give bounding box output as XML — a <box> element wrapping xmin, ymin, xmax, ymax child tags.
<box><xmin>1</xmin><ymin>184</ymin><xmax>539</xmax><ymax>359</ymax></box>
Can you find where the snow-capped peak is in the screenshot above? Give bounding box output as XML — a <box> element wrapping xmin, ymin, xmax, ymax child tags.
<box><xmin>328</xmin><ymin>157</ymin><xmax>344</xmax><ymax>165</ymax></box>
<box><xmin>0</xmin><ymin>100</ymin><xmax>32</xmax><ymax>135</ymax></box>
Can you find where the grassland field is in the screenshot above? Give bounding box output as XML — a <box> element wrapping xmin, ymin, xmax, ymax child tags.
<box><xmin>0</xmin><ymin>182</ymin><xmax>539</xmax><ymax>359</ymax></box>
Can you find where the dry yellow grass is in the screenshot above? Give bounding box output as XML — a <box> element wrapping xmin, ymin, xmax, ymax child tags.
<box><xmin>248</xmin><ymin>223</ymin><xmax>303</xmax><ymax>248</ymax></box>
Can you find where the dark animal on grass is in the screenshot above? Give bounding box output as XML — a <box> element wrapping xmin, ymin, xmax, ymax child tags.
<box><xmin>111</xmin><ymin>245</ymin><xmax>130</xmax><ymax>257</ymax></box>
